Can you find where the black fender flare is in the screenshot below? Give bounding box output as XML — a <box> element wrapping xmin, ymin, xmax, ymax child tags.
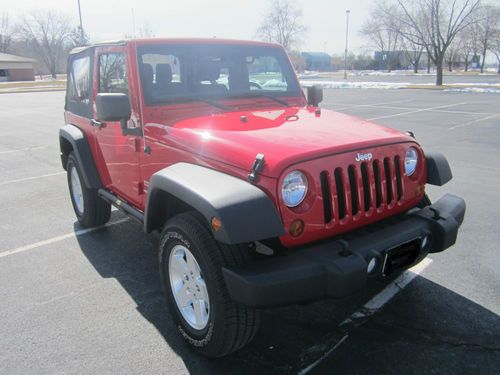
<box><xmin>425</xmin><ymin>151</ymin><xmax>452</xmax><ymax>186</ymax></box>
<box><xmin>59</xmin><ymin>124</ymin><xmax>102</xmax><ymax>189</ymax></box>
<box><xmin>144</xmin><ymin>163</ymin><xmax>284</xmax><ymax>244</ymax></box>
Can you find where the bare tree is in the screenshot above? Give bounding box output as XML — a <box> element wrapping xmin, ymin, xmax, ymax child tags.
<box><xmin>360</xmin><ymin>16</ymin><xmax>402</xmax><ymax>72</ymax></box>
<box><xmin>17</xmin><ymin>10</ymin><xmax>72</xmax><ymax>78</ymax></box>
<box><xmin>68</xmin><ymin>26</ymin><xmax>90</xmax><ymax>48</ymax></box>
<box><xmin>256</xmin><ymin>0</ymin><xmax>307</xmax><ymax>51</ymax></box>
<box><xmin>395</xmin><ymin>0</ymin><xmax>481</xmax><ymax>85</ymax></box>
<box><xmin>401</xmin><ymin>37</ymin><xmax>425</xmax><ymax>72</ymax></box>
<box><xmin>0</xmin><ymin>12</ymin><xmax>14</xmax><ymax>53</ymax></box>
<box><xmin>491</xmin><ymin>22</ymin><xmax>500</xmax><ymax>74</ymax></box>
<box><xmin>475</xmin><ymin>5</ymin><xmax>500</xmax><ymax>73</ymax></box>
<box><xmin>456</xmin><ymin>23</ymin><xmax>479</xmax><ymax>71</ymax></box>
<box><xmin>445</xmin><ymin>37</ymin><xmax>461</xmax><ymax>71</ymax></box>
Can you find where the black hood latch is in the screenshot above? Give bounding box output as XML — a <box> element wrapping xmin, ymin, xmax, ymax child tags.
<box><xmin>248</xmin><ymin>153</ymin><xmax>265</xmax><ymax>183</ymax></box>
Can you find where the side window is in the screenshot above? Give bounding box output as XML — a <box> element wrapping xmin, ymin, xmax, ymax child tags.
<box><xmin>248</xmin><ymin>56</ymin><xmax>288</xmax><ymax>91</ymax></box>
<box><xmin>68</xmin><ymin>56</ymin><xmax>91</xmax><ymax>103</ymax></box>
<box><xmin>141</xmin><ymin>53</ymin><xmax>181</xmax><ymax>84</ymax></box>
<box><xmin>140</xmin><ymin>53</ymin><xmax>183</xmax><ymax>100</ymax></box>
<box><xmin>99</xmin><ymin>53</ymin><xmax>128</xmax><ymax>94</ymax></box>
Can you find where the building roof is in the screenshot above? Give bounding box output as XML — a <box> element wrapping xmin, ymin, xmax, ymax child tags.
<box><xmin>301</xmin><ymin>52</ymin><xmax>331</xmax><ymax>58</ymax></box>
<box><xmin>0</xmin><ymin>53</ymin><xmax>36</xmax><ymax>63</ymax></box>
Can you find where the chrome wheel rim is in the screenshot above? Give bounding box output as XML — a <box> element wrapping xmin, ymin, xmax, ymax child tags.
<box><xmin>168</xmin><ymin>245</ymin><xmax>210</xmax><ymax>330</ymax></box>
<box><xmin>70</xmin><ymin>166</ymin><xmax>84</xmax><ymax>215</ymax></box>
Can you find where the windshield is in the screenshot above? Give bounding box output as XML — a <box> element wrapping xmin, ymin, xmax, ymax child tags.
<box><xmin>137</xmin><ymin>43</ymin><xmax>302</xmax><ymax>106</ymax></box>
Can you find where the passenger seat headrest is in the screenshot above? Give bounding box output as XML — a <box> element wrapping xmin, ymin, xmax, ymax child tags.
<box><xmin>141</xmin><ymin>64</ymin><xmax>154</xmax><ymax>86</ymax></box>
<box><xmin>195</xmin><ymin>62</ymin><xmax>221</xmax><ymax>82</ymax></box>
<box><xmin>156</xmin><ymin>64</ymin><xmax>173</xmax><ymax>85</ymax></box>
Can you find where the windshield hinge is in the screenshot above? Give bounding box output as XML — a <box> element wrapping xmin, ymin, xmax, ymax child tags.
<box><xmin>248</xmin><ymin>153</ymin><xmax>265</xmax><ymax>183</ymax></box>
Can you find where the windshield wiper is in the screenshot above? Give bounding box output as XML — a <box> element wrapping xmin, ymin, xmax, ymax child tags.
<box><xmin>150</xmin><ymin>96</ymin><xmax>231</xmax><ymax>111</ymax></box>
<box><xmin>189</xmin><ymin>97</ymin><xmax>231</xmax><ymax>111</ymax></box>
<box><xmin>238</xmin><ymin>93</ymin><xmax>290</xmax><ymax>107</ymax></box>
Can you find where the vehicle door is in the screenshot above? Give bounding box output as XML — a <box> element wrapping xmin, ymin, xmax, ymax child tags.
<box><xmin>92</xmin><ymin>46</ymin><xmax>143</xmax><ymax>207</ymax></box>
<box><xmin>65</xmin><ymin>48</ymin><xmax>95</xmax><ymax>159</ymax></box>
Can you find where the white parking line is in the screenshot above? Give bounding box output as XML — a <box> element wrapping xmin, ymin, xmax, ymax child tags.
<box><xmin>338</xmin><ymin>104</ymin><xmax>492</xmax><ymax>116</ymax></box>
<box><xmin>0</xmin><ymin>172</ymin><xmax>65</xmax><ymax>186</ymax></box>
<box><xmin>448</xmin><ymin>114</ymin><xmax>498</xmax><ymax>130</ymax></box>
<box><xmin>0</xmin><ymin>218</ymin><xmax>129</xmax><ymax>259</ymax></box>
<box><xmin>367</xmin><ymin>102</ymin><xmax>468</xmax><ymax>121</ymax></box>
<box><xmin>0</xmin><ymin>146</ymin><xmax>47</xmax><ymax>155</ymax></box>
<box><xmin>298</xmin><ymin>334</ymin><xmax>349</xmax><ymax>375</ymax></box>
<box><xmin>341</xmin><ymin>258</ymin><xmax>432</xmax><ymax>324</ymax></box>
<box><xmin>334</xmin><ymin>99</ymin><xmax>414</xmax><ymax>111</ymax></box>
<box><xmin>299</xmin><ymin>258</ymin><xmax>433</xmax><ymax>374</ymax></box>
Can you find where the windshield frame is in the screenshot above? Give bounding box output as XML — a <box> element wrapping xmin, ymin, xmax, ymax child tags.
<box><xmin>136</xmin><ymin>43</ymin><xmax>303</xmax><ymax>107</ymax></box>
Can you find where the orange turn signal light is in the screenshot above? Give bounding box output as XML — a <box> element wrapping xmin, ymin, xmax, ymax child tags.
<box><xmin>416</xmin><ymin>184</ymin><xmax>424</xmax><ymax>196</ymax></box>
<box><xmin>289</xmin><ymin>219</ymin><xmax>304</xmax><ymax>237</ymax></box>
<box><xmin>211</xmin><ymin>217</ymin><xmax>222</xmax><ymax>232</ymax></box>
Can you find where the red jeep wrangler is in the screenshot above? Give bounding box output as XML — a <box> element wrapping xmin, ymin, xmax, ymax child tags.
<box><xmin>60</xmin><ymin>38</ymin><xmax>465</xmax><ymax>357</ymax></box>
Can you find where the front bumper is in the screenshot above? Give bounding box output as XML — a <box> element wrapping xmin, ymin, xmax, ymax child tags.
<box><xmin>222</xmin><ymin>194</ymin><xmax>465</xmax><ymax>307</ymax></box>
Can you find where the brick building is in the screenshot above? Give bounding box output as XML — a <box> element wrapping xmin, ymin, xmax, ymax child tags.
<box><xmin>0</xmin><ymin>53</ymin><xmax>36</xmax><ymax>82</ymax></box>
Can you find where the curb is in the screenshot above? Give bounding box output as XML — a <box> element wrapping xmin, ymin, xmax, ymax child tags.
<box><xmin>0</xmin><ymin>87</ymin><xmax>66</xmax><ymax>94</ymax></box>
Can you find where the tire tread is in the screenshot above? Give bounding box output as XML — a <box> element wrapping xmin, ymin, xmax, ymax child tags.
<box><xmin>67</xmin><ymin>152</ymin><xmax>111</xmax><ymax>228</ymax></box>
<box><xmin>161</xmin><ymin>212</ymin><xmax>260</xmax><ymax>357</ymax></box>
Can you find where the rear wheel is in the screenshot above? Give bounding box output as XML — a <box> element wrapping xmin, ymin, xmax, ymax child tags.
<box><xmin>66</xmin><ymin>152</ymin><xmax>111</xmax><ymax>228</ymax></box>
<box><xmin>159</xmin><ymin>212</ymin><xmax>260</xmax><ymax>357</ymax></box>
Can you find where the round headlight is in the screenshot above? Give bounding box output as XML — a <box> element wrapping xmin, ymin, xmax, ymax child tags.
<box><xmin>282</xmin><ymin>171</ymin><xmax>308</xmax><ymax>207</ymax></box>
<box><xmin>405</xmin><ymin>147</ymin><xmax>419</xmax><ymax>176</ymax></box>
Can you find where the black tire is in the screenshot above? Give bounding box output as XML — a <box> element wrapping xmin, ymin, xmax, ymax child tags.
<box><xmin>66</xmin><ymin>152</ymin><xmax>111</xmax><ymax>228</ymax></box>
<box><xmin>159</xmin><ymin>212</ymin><xmax>260</xmax><ymax>357</ymax></box>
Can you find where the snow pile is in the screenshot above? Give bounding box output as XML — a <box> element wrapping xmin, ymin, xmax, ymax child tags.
<box><xmin>300</xmin><ymin>80</ymin><xmax>500</xmax><ymax>92</ymax></box>
<box><xmin>300</xmin><ymin>80</ymin><xmax>413</xmax><ymax>89</ymax></box>
<box><xmin>262</xmin><ymin>79</ymin><xmax>287</xmax><ymax>88</ymax></box>
<box><xmin>444</xmin><ymin>87</ymin><xmax>500</xmax><ymax>94</ymax></box>
<box><xmin>351</xmin><ymin>70</ymin><xmax>434</xmax><ymax>76</ymax></box>
<box><xmin>449</xmin><ymin>82</ymin><xmax>500</xmax><ymax>87</ymax></box>
<box><xmin>297</xmin><ymin>71</ymin><xmax>320</xmax><ymax>79</ymax></box>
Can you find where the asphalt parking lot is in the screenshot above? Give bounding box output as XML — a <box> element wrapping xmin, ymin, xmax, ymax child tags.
<box><xmin>0</xmin><ymin>89</ymin><xmax>499</xmax><ymax>374</ymax></box>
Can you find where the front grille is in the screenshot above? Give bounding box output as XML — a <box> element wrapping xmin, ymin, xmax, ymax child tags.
<box><xmin>320</xmin><ymin>155</ymin><xmax>404</xmax><ymax>224</ymax></box>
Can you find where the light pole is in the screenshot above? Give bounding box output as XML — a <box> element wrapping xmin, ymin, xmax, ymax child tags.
<box><xmin>77</xmin><ymin>0</ymin><xmax>84</xmax><ymax>45</ymax></box>
<box><xmin>343</xmin><ymin>10</ymin><xmax>350</xmax><ymax>79</ymax></box>
<box><xmin>132</xmin><ymin>8</ymin><xmax>136</xmax><ymax>38</ymax></box>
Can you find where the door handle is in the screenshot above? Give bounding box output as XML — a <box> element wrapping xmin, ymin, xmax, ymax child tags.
<box><xmin>91</xmin><ymin>119</ymin><xmax>105</xmax><ymax>128</ymax></box>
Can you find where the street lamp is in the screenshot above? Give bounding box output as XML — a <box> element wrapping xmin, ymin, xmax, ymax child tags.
<box><xmin>343</xmin><ymin>10</ymin><xmax>350</xmax><ymax>80</ymax></box>
<box><xmin>77</xmin><ymin>0</ymin><xmax>84</xmax><ymax>45</ymax></box>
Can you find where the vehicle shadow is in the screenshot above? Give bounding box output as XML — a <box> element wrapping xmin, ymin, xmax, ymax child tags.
<box><xmin>75</xmin><ymin>213</ymin><xmax>500</xmax><ymax>374</ymax></box>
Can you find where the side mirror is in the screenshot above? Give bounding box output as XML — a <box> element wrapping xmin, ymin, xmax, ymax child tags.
<box><xmin>307</xmin><ymin>85</ymin><xmax>323</xmax><ymax>107</ymax></box>
<box><xmin>95</xmin><ymin>93</ymin><xmax>140</xmax><ymax>136</ymax></box>
<box><xmin>96</xmin><ymin>93</ymin><xmax>131</xmax><ymax>122</ymax></box>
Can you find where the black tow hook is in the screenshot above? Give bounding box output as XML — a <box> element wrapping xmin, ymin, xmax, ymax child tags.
<box><xmin>338</xmin><ymin>239</ymin><xmax>352</xmax><ymax>257</ymax></box>
<box><xmin>429</xmin><ymin>207</ymin><xmax>441</xmax><ymax>220</ymax></box>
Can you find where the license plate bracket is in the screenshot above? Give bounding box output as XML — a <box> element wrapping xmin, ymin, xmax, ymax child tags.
<box><xmin>382</xmin><ymin>239</ymin><xmax>421</xmax><ymax>276</ymax></box>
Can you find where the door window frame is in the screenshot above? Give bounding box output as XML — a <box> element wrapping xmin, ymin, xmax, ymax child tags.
<box><xmin>97</xmin><ymin>51</ymin><xmax>130</xmax><ymax>95</ymax></box>
<box><xmin>65</xmin><ymin>48</ymin><xmax>94</xmax><ymax>118</ymax></box>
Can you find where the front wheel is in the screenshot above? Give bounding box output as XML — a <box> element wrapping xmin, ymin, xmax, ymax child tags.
<box><xmin>159</xmin><ymin>212</ymin><xmax>260</xmax><ymax>357</ymax></box>
<box><xmin>66</xmin><ymin>152</ymin><xmax>111</xmax><ymax>228</ymax></box>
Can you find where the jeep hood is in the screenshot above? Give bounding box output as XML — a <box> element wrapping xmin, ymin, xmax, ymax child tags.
<box><xmin>150</xmin><ymin>106</ymin><xmax>414</xmax><ymax>178</ymax></box>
